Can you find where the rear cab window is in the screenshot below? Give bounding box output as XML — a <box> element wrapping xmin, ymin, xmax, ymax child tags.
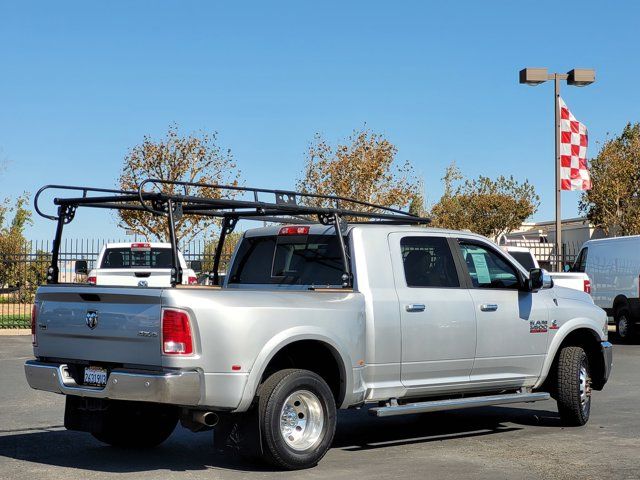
<box><xmin>100</xmin><ymin>247</ymin><xmax>173</xmax><ymax>269</ymax></box>
<box><xmin>228</xmin><ymin>233</ymin><xmax>347</xmax><ymax>287</ymax></box>
<box><xmin>509</xmin><ymin>251</ymin><xmax>536</xmax><ymax>271</ymax></box>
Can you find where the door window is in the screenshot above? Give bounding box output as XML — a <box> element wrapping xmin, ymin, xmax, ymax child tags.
<box><xmin>572</xmin><ymin>248</ymin><xmax>588</xmax><ymax>273</ymax></box>
<box><xmin>458</xmin><ymin>241</ymin><xmax>520</xmax><ymax>289</ymax></box>
<box><xmin>400</xmin><ymin>237</ymin><xmax>459</xmax><ymax>288</ymax></box>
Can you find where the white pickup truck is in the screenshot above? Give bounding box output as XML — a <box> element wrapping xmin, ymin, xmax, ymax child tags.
<box><xmin>25</xmin><ymin>182</ymin><xmax>613</xmax><ymax>470</ymax></box>
<box><xmin>76</xmin><ymin>242</ymin><xmax>197</xmax><ymax>287</ymax></box>
<box><xmin>503</xmin><ymin>246</ymin><xmax>591</xmax><ymax>294</ymax></box>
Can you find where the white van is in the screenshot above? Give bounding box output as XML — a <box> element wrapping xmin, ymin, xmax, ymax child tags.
<box><xmin>573</xmin><ymin>236</ymin><xmax>640</xmax><ymax>340</ymax></box>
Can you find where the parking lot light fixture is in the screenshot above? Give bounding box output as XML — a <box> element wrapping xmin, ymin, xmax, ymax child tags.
<box><xmin>519</xmin><ymin>68</ymin><xmax>549</xmax><ymax>86</ymax></box>
<box><xmin>567</xmin><ymin>69</ymin><xmax>596</xmax><ymax>87</ymax></box>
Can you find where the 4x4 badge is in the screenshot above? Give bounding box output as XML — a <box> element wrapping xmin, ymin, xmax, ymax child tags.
<box><xmin>86</xmin><ymin>311</ymin><xmax>98</xmax><ymax>330</ymax></box>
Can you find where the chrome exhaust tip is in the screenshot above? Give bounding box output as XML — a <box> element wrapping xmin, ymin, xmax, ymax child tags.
<box><xmin>192</xmin><ymin>410</ymin><xmax>218</xmax><ymax>427</ymax></box>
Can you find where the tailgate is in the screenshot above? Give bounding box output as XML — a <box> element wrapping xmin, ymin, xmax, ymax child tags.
<box><xmin>550</xmin><ymin>272</ymin><xmax>588</xmax><ymax>291</ymax></box>
<box><xmin>34</xmin><ymin>285</ymin><xmax>164</xmax><ymax>366</ymax></box>
<box><xmin>95</xmin><ymin>268</ymin><xmax>172</xmax><ymax>287</ymax></box>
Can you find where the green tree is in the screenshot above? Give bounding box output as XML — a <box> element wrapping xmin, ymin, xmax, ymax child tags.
<box><xmin>296</xmin><ymin>129</ymin><xmax>421</xmax><ymax>214</ymax></box>
<box><xmin>579</xmin><ymin>123</ymin><xmax>640</xmax><ymax>236</ymax></box>
<box><xmin>118</xmin><ymin>124</ymin><xmax>241</xmax><ymax>242</ymax></box>
<box><xmin>430</xmin><ymin>163</ymin><xmax>539</xmax><ymax>240</ymax></box>
<box><xmin>201</xmin><ymin>231</ymin><xmax>243</xmax><ymax>273</ymax></box>
<box><xmin>0</xmin><ymin>194</ymin><xmax>32</xmax><ymax>288</ymax></box>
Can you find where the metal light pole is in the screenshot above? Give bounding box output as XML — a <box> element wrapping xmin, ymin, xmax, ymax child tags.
<box><xmin>519</xmin><ymin>67</ymin><xmax>595</xmax><ymax>271</ymax></box>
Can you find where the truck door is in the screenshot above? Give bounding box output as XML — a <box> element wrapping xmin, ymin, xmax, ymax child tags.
<box><xmin>455</xmin><ymin>239</ymin><xmax>549</xmax><ymax>385</ymax></box>
<box><xmin>389</xmin><ymin>233</ymin><xmax>476</xmax><ymax>394</ymax></box>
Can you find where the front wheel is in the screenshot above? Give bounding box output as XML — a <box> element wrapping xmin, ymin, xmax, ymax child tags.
<box><xmin>615</xmin><ymin>308</ymin><xmax>635</xmax><ymax>342</ymax></box>
<box><xmin>258</xmin><ymin>369</ymin><xmax>336</xmax><ymax>470</ymax></box>
<box><xmin>556</xmin><ymin>346</ymin><xmax>591</xmax><ymax>426</ymax></box>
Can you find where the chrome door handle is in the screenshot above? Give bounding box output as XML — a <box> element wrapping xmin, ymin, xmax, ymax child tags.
<box><xmin>406</xmin><ymin>304</ymin><xmax>426</xmax><ymax>312</ymax></box>
<box><xmin>480</xmin><ymin>304</ymin><xmax>498</xmax><ymax>312</ymax></box>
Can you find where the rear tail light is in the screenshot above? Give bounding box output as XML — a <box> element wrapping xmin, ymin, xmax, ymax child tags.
<box><xmin>187</xmin><ymin>276</ymin><xmax>198</xmax><ymax>285</ymax></box>
<box><xmin>279</xmin><ymin>226</ymin><xmax>309</xmax><ymax>236</ymax></box>
<box><xmin>87</xmin><ymin>276</ymin><xmax>97</xmax><ymax>285</ymax></box>
<box><xmin>31</xmin><ymin>304</ymin><xmax>38</xmax><ymax>346</ymax></box>
<box><xmin>583</xmin><ymin>279</ymin><xmax>591</xmax><ymax>294</ymax></box>
<box><xmin>162</xmin><ymin>309</ymin><xmax>193</xmax><ymax>355</ymax></box>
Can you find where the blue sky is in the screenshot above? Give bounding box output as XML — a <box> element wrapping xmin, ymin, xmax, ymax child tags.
<box><xmin>1</xmin><ymin>1</ymin><xmax>638</xmax><ymax>240</ymax></box>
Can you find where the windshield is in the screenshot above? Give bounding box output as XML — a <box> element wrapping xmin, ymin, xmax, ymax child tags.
<box><xmin>228</xmin><ymin>234</ymin><xmax>346</xmax><ymax>286</ymax></box>
<box><xmin>100</xmin><ymin>248</ymin><xmax>173</xmax><ymax>269</ymax></box>
<box><xmin>509</xmin><ymin>251</ymin><xmax>536</xmax><ymax>271</ymax></box>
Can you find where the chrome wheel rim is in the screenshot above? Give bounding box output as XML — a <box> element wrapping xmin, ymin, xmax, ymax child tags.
<box><xmin>279</xmin><ymin>390</ymin><xmax>324</xmax><ymax>451</ymax></box>
<box><xmin>618</xmin><ymin>316</ymin><xmax>629</xmax><ymax>338</ymax></box>
<box><xmin>579</xmin><ymin>363</ymin><xmax>592</xmax><ymax>413</ymax></box>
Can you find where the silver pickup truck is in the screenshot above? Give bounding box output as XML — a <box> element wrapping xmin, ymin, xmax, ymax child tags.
<box><xmin>25</xmin><ymin>181</ymin><xmax>613</xmax><ymax>470</ymax></box>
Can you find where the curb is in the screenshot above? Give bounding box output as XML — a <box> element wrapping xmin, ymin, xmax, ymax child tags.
<box><xmin>0</xmin><ymin>329</ymin><xmax>31</xmax><ymax>336</ymax></box>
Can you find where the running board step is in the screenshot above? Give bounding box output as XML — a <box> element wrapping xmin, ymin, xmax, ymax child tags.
<box><xmin>369</xmin><ymin>392</ymin><xmax>550</xmax><ymax>417</ymax></box>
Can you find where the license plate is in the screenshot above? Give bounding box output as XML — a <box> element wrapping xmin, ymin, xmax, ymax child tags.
<box><xmin>83</xmin><ymin>366</ymin><xmax>108</xmax><ymax>387</ymax></box>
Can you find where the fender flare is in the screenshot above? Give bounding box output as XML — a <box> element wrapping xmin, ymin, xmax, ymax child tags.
<box><xmin>234</xmin><ymin>326</ymin><xmax>355</xmax><ymax>412</ymax></box>
<box><xmin>534</xmin><ymin>317</ymin><xmax>605</xmax><ymax>390</ymax></box>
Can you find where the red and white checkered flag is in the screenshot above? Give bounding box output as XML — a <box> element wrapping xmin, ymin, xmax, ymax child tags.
<box><xmin>559</xmin><ymin>97</ymin><xmax>591</xmax><ymax>191</ymax></box>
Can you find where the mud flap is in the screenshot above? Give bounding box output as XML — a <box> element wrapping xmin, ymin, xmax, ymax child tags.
<box><xmin>64</xmin><ymin>396</ymin><xmax>109</xmax><ymax>433</ymax></box>
<box><xmin>213</xmin><ymin>408</ymin><xmax>263</xmax><ymax>459</ymax></box>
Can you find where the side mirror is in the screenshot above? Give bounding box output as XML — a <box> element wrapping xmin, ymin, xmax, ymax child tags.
<box><xmin>75</xmin><ymin>260</ymin><xmax>88</xmax><ymax>275</ymax></box>
<box><xmin>528</xmin><ymin>268</ymin><xmax>553</xmax><ymax>291</ymax></box>
<box><xmin>189</xmin><ymin>260</ymin><xmax>202</xmax><ymax>272</ymax></box>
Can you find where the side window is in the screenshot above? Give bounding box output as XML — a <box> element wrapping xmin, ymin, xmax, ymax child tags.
<box><xmin>400</xmin><ymin>236</ymin><xmax>460</xmax><ymax>288</ymax></box>
<box><xmin>458</xmin><ymin>241</ymin><xmax>520</xmax><ymax>289</ymax></box>
<box><xmin>573</xmin><ymin>248</ymin><xmax>588</xmax><ymax>273</ymax></box>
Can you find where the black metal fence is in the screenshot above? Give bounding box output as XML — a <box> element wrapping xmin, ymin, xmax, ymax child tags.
<box><xmin>502</xmin><ymin>240</ymin><xmax>584</xmax><ymax>271</ymax></box>
<box><xmin>0</xmin><ymin>238</ymin><xmax>234</xmax><ymax>329</ymax></box>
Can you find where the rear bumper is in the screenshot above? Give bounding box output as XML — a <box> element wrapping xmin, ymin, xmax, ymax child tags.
<box><xmin>24</xmin><ymin>360</ymin><xmax>202</xmax><ymax>406</ymax></box>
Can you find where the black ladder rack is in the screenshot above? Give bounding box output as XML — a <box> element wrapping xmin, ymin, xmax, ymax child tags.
<box><xmin>35</xmin><ymin>179</ymin><xmax>430</xmax><ymax>287</ymax></box>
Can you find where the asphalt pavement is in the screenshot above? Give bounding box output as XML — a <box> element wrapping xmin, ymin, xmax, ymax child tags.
<box><xmin>0</xmin><ymin>335</ymin><xmax>638</xmax><ymax>480</ymax></box>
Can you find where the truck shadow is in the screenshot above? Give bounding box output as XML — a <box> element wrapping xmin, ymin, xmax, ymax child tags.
<box><xmin>333</xmin><ymin>405</ymin><xmax>559</xmax><ymax>452</ymax></box>
<box><xmin>0</xmin><ymin>405</ymin><xmax>560</xmax><ymax>474</ymax></box>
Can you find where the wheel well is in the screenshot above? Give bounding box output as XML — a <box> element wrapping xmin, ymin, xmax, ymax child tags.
<box><xmin>259</xmin><ymin>340</ymin><xmax>346</xmax><ymax>406</ymax></box>
<box><xmin>613</xmin><ymin>295</ymin><xmax>629</xmax><ymax>315</ymax></box>
<box><xmin>544</xmin><ymin>328</ymin><xmax>606</xmax><ymax>392</ymax></box>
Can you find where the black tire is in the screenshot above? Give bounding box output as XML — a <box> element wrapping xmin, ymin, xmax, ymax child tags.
<box><xmin>615</xmin><ymin>307</ymin><xmax>635</xmax><ymax>342</ymax></box>
<box><xmin>258</xmin><ymin>369</ymin><xmax>336</xmax><ymax>470</ymax></box>
<box><xmin>556</xmin><ymin>346</ymin><xmax>591</xmax><ymax>426</ymax></box>
<box><xmin>92</xmin><ymin>400</ymin><xmax>178</xmax><ymax>448</ymax></box>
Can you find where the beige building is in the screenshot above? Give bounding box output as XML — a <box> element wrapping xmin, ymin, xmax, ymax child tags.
<box><xmin>504</xmin><ymin>217</ymin><xmax>606</xmax><ymax>246</ymax></box>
